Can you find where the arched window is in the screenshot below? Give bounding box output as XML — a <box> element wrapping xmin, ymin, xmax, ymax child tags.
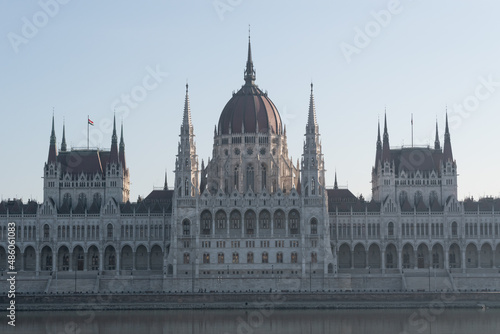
<box><xmin>399</xmin><ymin>191</ymin><xmax>408</xmax><ymax>205</ymax></box>
<box><xmin>182</xmin><ymin>220</ymin><xmax>191</xmax><ymax>236</ymax></box>
<box><xmin>230</xmin><ymin>211</ymin><xmax>241</xmax><ymax>229</ymax></box>
<box><xmin>262</xmin><ymin>252</ymin><xmax>268</xmax><ymax>263</ymax></box>
<box><xmin>289</xmin><ymin>210</ymin><xmax>300</xmax><ymax>235</ymax></box>
<box><xmin>78</xmin><ymin>193</ymin><xmax>87</xmax><ymax>207</ymax></box>
<box><xmin>310</xmin><ymin>218</ymin><xmax>318</xmax><ymax>235</ymax></box>
<box><xmin>291</xmin><ymin>252</ymin><xmax>298</xmax><ymax>263</ymax></box>
<box><xmin>245</xmin><ymin>210</ymin><xmax>256</xmax><ymax>235</ymax></box>
<box><xmin>63</xmin><ymin>193</ymin><xmax>72</xmax><ymax>207</ymax></box>
<box><xmin>203</xmin><ymin>253</ymin><xmax>210</xmax><ymax>264</ymax></box>
<box><xmin>93</xmin><ymin>193</ymin><xmax>102</xmax><ymax>207</ymax></box>
<box><xmin>216</xmin><ymin>211</ymin><xmax>226</xmax><ymax>229</ymax></box>
<box><xmin>246</xmin><ymin>164</ymin><xmax>254</xmax><ymax>191</ymax></box>
<box><xmin>44</xmin><ymin>224</ymin><xmax>50</xmax><ymax>238</ymax></box>
<box><xmin>276</xmin><ymin>252</ymin><xmax>283</xmax><ymax>263</ymax></box>
<box><xmin>388</xmin><ymin>222</ymin><xmax>394</xmax><ymax>236</ymax></box>
<box><xmin>107</xmin><ymin>224</ymin><xmax>113</xmax><ymax>238</ymax></box>
<box><xmin>201</xmin><ymin>211</ymin><xmax>212</xmax><ymax>235</ymax></box>
<box><xmin>414</xmin><ymin>191</ymin><xmax>423</xmax><ymax>206</ymax></box>
<box><xmin>451</xmin><ymin>221</ymin><xmax>458</xmax><ymax>237</ymax></box>
<box><xmin>218</xmin><ymin>253</ymin><xmax>224</xmax><ymax>264</ymax></box>
<box><xmin>183</xmin><ymin>253</ymin><xmax>190</xmax><ymax>264</ymax></box>
<box><xmin>247</xmin><ymin>252</ymin><xmax>254</xmax><ymax>264</ymax></box>
<box><xmin>429</xmin><ymin>191</ymin><xmax>438</xmax><ymax>205</ymax></box>
<box><xmin>261</xmin><ymin>164</ymin><xmax>267</xmax><ymax>191</ymax></box>
<box><xmin>311</xmin><ymin>177</ymin><xmax>316</xmax><ymax>195</ymax></box>
<box><xmin>232</xmin><ymin>252</ymin><xmax>239</xmax><ymax>264</ymax></box>
<box><xmin>274</xmin><ymin>211</ymin><xmax>284</xmax><ymax>229</ymax></box>
<box><xmin>259</xmin><ymin>210</ymin><xmax>270</xmax><ymax>229</ymax></box>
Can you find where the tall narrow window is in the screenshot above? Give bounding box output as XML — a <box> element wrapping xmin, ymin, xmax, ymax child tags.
<box><xmin>311</xmin><ymin>177</ymin><xmax>316</xmax><ymax>195</ymax></box>
<box><xmin>234</xmin><ymin>166</ymin><xmax>239</xmax><ymax>191</ymax></box>
<box><xmin>246</xmin><ymin>165</ymin><xmax>254</xmax><ymax>191</ymax></box>
<box><xmin>184</xmin><ymin>178</ymin><xmax>189</xmax><ymax>196</ymax></box>
<box><xmin>261</xmin><ymin>164</ymin><xmax>267</xmax><ymax>191</ymax></box>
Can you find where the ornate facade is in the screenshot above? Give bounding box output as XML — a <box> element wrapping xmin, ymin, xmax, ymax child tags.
<box><xmin>1</xmin><ymin>38</ymin><xmax>499</xmax><ymax>292</ymax></box>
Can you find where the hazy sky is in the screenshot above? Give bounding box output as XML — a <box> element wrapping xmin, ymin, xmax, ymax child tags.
<box><xmin>1</xmin><ymin>0</ymin><xmax>500</xmax><ymax>203</ymax></box>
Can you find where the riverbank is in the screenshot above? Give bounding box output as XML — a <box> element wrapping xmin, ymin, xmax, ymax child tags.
<box><xmin>3</xmin><ymin>291</ymin><xmax>500</xmax><ymax>311</ymax></box>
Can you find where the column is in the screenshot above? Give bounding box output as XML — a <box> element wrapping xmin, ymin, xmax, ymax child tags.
<box><xmin>69</xmin><ymin>251</ymin><xmax>73</xmax><ymax>272</ymax></box>
<box><xmin>84</xmin><ymin>251</ymin><xmax>88</xmax><ymax>272</ymax></box>
<box><xmin>212</xmin><ymin>216</ymin><xmax>215</xmax><ymax>237</ymax></box>
<box><xmin>132</xmin><ymin>251</ymin><xmax>136</xmax><ymax>271</ymax></box>
<box><xmin>99</xmin><ymin>250</ymin><xmax>104</xmax><ymax>272</ymax></box>
<box><xmin>414</xmin><ymin>249</ymin><xmax>418</xmax><ymax>270</ymax></box>
<box><xmin>36</xmin><ymin>249</ymin><xmax>40</xmax><ymax>276</ymax></box>
<box><xmin>478</xmin><ymin>249</ymin><xmax>482</xmax><ymax>268</ymax></box>
<box><xmin>461</xmin><ymin>249</ymin><xmax>466</xmax><ymax>273</ymax></box>
<box><xmin>397</xmin><ymin>250</ymin><xmax>402</xmax><ymax>271</ymax></box>
<box><xmin>147</xmin><ymin>251</ymin><xmax>151</xmax><ymax>270</ymax></box>
<box><xmin>52</xmin><ymin>251</ymin><xmax>57</xmax><ymax>273</ymax></box>
<box><xmin>381</xmin><ymin>250</ymin><xmax>386</xmax><ymax>273</ymax></box>
<box><xmin>351</xmin><ymin>248</ymin><xmax>354</xmax><ymax>269</ymax></box>
<box><xmin>444</xmin><ymin>248</ymin><xmax>449</xmax><ymax>270</ymax></box>
<box><xmin>365</xmin><ymin>250</ymin><xmax>370</xmax><ymax>269</ymax></box>
<box><xmin>116</xmin><ymin>250</ymin><xmax>120</xmax><ymax>275</ymax></box>
<box><xmin>270</xmin><ymin>216</ymin><xmax>274</xmax><ymax>237</ymax></box>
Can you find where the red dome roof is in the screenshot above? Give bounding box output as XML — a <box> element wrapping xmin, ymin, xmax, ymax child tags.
<box><xmin>218</xmin><ymin>84</ymin><xmax>282</xmax><ymax>135</ymax></box>
<box><xmin>217</xmin><ymin>37</ymin><xmax>282</xmax><ymax>136</ymax></box>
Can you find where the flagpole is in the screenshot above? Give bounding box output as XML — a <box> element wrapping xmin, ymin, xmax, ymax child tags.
<box><xmin>411</xmin><ymin>113</ymin><xmax>413</xmax><ymax>147</ymax></box>
<box><xmin>87</xmin><ymin>114</ymin><xmax>89</xmax><ymax>149</ymax></box>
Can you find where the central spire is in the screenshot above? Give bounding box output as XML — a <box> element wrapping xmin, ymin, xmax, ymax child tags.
<box><xmin>181</xmin><ymin>83</ymin><xmax>194</xmax><ymax>135</ymax></box>
<box><xmin>244</xmin><ymin>29</ymin><xmax>256</xmax><ymax>86</ymax></box>
<box><xmin>306</xmin><ymin>83</ymin><xmax>318</xmax><ymax>134</ymax></box>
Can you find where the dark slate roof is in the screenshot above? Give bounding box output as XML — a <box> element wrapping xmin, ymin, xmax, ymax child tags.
<box><xmin>391</xmin><ymin>147</ymin><xmax>443</xmax><ymax>176</ymax></box>
<box><xmin>463</xmin><ymin>197</ymin><xmax>500</xmax><ymax>212</ymax></box>
<box><xmin>0</xmin><ymin>199</ymin><xmax>38</xmax><ymax>214</ymax></box>
<box><xmin>57</xmin><ymin>149</ymin><xmax>111</xmax><ymax>175</ymax></box>
<box><xmin>415</xmin><ymin>199</ymin><xmax>428</xmax><ymax>212</ymax></box>
<box><xmin>327</xmin><ymin>188</ymin><xmax>380</xmax><ymax>213</ymax></box>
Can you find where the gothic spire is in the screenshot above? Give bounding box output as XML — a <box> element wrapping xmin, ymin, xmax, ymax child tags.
<box><xmin>443</xmin><ymin>112</ymin><xmax>453</xmax><ymax>162</ymax></box>
<box><xmin>110</xmin><ymin>114</ymin><xmax>119</xmax><ymax>163</ymax></box>
<box><xmin>61</xmin><ymin>119</ymin><xmax>67</xmax><ymax>152</ymax></box>
<box><xmin>382</xmin><ymin>112</ymin><xmax>391</xmax><ymax>162</ymax></box>
<box><xmin>375</xmin><ymin>118</ymin><xmax>382</xmax><ymax>167</ymax></box>
<box><xmin>434</xmin><ymin>119</ymin><xmax>441</xmax><ymax>150</ymax></box>
<box><xmin>181</xmin><ymin>83</ymin><xmax>193</xmax><ymax>135</ymax></box>
<box><xmin>244</xmin><ymin>31</ymin><xmax>256</xmax><ymax>85</ymax></box>
<box><xmin>47</xmin><ymin>114</ymin><xmax>57</xmax><ymax>163</ymax></box>
<box><xmin>306</xmin><ymin>83</ymin><xmax>319</xmax><ymax>134</ymax></box>
<box><xmin>119</xmin><ymin>120</ymin><xmax>126</xmax><ymax>169</ymax></box>
<box><xmin>334</xmin><ymin>170</ymin><xmax>338</xmax><ymax>190</ymax></box>
<box><xmin>164</xmin><ymin>170</ymin><xmax>168</xmax><ymax>190</ymax></box>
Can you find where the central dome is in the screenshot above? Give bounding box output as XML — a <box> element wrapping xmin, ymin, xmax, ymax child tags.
<box><xmin>217</xmin><ymin>38</ymin><xmax>282</xmax><ymax>135</ymax></box>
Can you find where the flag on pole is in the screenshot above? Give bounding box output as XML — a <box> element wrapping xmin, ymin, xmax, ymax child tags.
<box><xmin>88</xmin><ymin>118</ymin><xmax>94</xmax><ymax>126</ymax></box>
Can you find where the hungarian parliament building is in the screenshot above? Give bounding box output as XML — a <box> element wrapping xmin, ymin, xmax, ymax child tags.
<box><xmin>1</xmin><ymin>39</ymin><xmax>499</xmax><ymax>293</ymax></box>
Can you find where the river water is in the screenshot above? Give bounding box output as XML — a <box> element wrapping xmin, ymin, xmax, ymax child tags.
<box><xmin>2</xmin><ymin>308</ymin><xmax>499</xmax><ymax>334</ymax></box>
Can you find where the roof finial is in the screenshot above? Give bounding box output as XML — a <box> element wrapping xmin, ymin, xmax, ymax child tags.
<box><xmin>61</xmin><ymin>118</ymin><xmax>67</xmax><ymax>152</ymax></box>
<box><xmin>244</xmin><ymin>30</ymin><xmax>256</xmax><ymax>85</ymax></box>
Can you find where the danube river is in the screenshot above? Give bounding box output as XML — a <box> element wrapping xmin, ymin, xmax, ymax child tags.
<box><xmin>2</xmin><ymin>308</ymin><xmax>499</xmax><ymax>333</ymax></box>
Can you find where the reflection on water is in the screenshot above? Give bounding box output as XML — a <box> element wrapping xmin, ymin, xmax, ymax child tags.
<box><xmin>2</xmin><ymin>308</ymin><xmax>499</xmax><ymax>334</ymax></box>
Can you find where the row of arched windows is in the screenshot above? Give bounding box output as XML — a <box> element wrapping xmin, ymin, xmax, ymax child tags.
<box><xmin>183</xmin><ymin>210</ymin><xmax>319</xmax><ymax>235</ymax></box>
<box><xmin>183</xmin><ymin>251</ymin><xmax>316</xmax><ymax>264</ymax></box>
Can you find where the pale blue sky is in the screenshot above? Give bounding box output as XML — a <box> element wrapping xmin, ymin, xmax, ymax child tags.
<box><xmin>1</xmin><ymin>0</ymin><xmax>500</xmax><ymax>202</ymax></box>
